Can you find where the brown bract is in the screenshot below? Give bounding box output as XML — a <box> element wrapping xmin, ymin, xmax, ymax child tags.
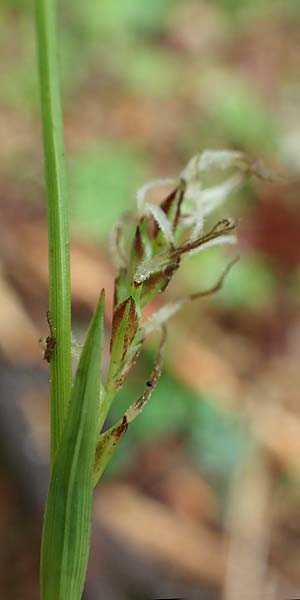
<box><xmin>110</xmin><ymin>296</ymin><xmax>138</xmax><ymax>359</ymax></box>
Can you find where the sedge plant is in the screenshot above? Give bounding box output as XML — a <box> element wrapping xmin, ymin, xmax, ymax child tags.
<box><xmin>35</xmin><ymin>0</ymin><xmax>283</xmax><ymax>598</ymax></box>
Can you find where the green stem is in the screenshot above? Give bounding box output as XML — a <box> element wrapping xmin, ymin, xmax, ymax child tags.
<box><xmin>35</xmin><ymin>0</ymin><xmax>72</xmax><ymax>464</ymax></box>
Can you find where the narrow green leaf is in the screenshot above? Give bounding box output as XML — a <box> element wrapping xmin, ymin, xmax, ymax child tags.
<box><xmin>40</xmin><ymin>291</ymin><xmax>105</xmax><ymax>600</ymax></box>
<box><xmin>35</xmin><ymin>0</ymin><xmax>72</xmax><ymax>463</ymax></box>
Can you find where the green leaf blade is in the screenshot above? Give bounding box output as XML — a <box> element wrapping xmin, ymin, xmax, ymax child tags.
<box><xmin>35</xmin><ymin>0</ymin><xmax>72</xmax><ymax>463</ymax></box>
<box><xmin>40</xmin><ymin>291</ymin><xmax>105</xmax><ymax>600</ymax></box>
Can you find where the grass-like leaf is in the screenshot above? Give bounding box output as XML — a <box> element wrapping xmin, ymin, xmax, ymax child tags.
<box><xmin>40</xmin><ymin>291</ymin><xmax>105</xmax><ymax>600</ymax></box>
<box><xmin>35</xmin><ymin>0</ymin><xmax>72</xmax><ymax>462</ymax></box>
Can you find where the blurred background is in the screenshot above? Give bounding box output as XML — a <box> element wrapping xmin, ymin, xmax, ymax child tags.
<box><xmin>1</xmin><ymin>0</ymin><xmax>300</xmax><ymax>598</ymax></box>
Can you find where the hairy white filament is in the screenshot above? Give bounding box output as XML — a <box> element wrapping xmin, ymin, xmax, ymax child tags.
<box><xmin>136</xmin><ymin>177</ymin><xmax>177</xmax><ymax>215</ymax></box>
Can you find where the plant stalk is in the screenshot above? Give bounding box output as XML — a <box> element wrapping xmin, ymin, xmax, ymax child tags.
<box><xmin>35</xmin><ymin>0</ymin><xmax>72</xmax><ymax>464</ymax></box>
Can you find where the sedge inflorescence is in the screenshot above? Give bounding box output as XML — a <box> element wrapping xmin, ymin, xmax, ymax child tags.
<box><xmin>93</xmin><ymin>149</ymin><xmax>252</xmax><ymax>479</ymax></box>
<box><xmin>94</xmin><ymin>148</ymin><xmax>285</xmax><ymax>482</ymax></box>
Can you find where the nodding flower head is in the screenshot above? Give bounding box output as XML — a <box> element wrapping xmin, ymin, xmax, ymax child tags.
<box><xmin>110</xmin><ymin>149</ymin><xmax>281</xmax><ymax>313</ymax></box>
<box><xmin>127</xmin><ymin>149</ymin><xmax>246</xmax><ymax>288</ymax></box>
<box><xmin>135</xmin><ymin>150</ymin><xmax>246</xmax><ymax>249</ymax></box>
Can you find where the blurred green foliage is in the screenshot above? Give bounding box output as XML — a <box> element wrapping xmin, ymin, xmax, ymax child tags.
<box><xmin>216</xmin><ymin>0</ymin><xmax>300</xmax><ymax>24</ymax></box>
<box><xmin>182</xmin><ymin>73</ymin><xmax>279</xmax><ymax>156</ymax></box>
<box><xmin>68</xmin><ymin>0</ymin><xmax>174</xmax><ymax>39</ymax></box>
<box><xmin>70</xmin><ymin>143</ymin><xmax>148</xmax><ymax>239</ymax></box>
<box><xmin>215</xmin><ymin>84</ymin><xmax>279</xmax><ymax>154</ymax></box>
<box><xmin>188</xmin><ymin>397</ymin><xmax>247</xmax><ymax>483</ymax></box>
<box><xmin>0</xmin><ymin>14</ymin><xmax>38</xmax><ymax>107</ymax></box>
<box><xmin>116</xmin><ymin>47</ymin><xmax>178</xmax><ymax>97</ymax></box>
